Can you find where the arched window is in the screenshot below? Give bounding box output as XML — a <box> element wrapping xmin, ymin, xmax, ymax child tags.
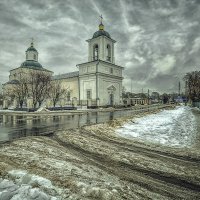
<box><xmin>106</xmin><ymin>44</ymin><xmax>111</xmax><ymax>61</ymax></box>
<box><xmin>34</xmin><ymin>54</ymin><xmax>36</xmax><ymax>60</ymax></box>
<box><xmin>93</xmin><ymin>44</ymin><xmax>99</xmax><ymax>61</ymax></box>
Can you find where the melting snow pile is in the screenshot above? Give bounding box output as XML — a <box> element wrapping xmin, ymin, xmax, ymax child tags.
<box><xmin>0</xmin><ymin>170</ymin><xmax>61</xmax><ymax>200</ymax></box>
<box><xmin>116</xmin><ymin>106</ymin><xmax>197</xmax><ymax>147</ymax></box>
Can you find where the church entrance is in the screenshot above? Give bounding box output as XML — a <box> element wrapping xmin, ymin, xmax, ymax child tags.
<box><xmin>110</xmin><ymin>93</ymin><xmax>114</xmax><ymax>106</ymax></box>
<box><xmin>107</xmin><ymin>85</ymin><xmax>116</xmax><ymax>106</ymax></box>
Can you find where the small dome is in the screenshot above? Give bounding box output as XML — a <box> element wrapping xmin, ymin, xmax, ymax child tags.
<box><xmin>93</xmin><ymin>30</ymin><xmax>111</xmax><ymax>39</ymax></box>
<box><xmin>21</xmin><ymin>60</ymin><xmax>43</xmax><ymax>68</ymax></box>
<box><xmin>26</xmin><ymin>46</ymin><xmax>38</xmax><ymax>52</ymax></box>
<box><xmin>26</xmin><ymin>41</ymin><xmax>38</xmax><ymax>52</ymax></box>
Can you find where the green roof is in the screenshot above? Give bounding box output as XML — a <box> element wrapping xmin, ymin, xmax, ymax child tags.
<box><xmin>26</xmin><ymin>46</ymin><xmax>38</xmax><ymax>52</ymax></box>
<box><xmin>21</xmin><ymin>60</ymin><xmax>42</xmax><ymax>68</ymax></box>
<box><xmin>93</xmin><ymin>30</ymin><xmax>111</xmax><ymax>39</ymax></box>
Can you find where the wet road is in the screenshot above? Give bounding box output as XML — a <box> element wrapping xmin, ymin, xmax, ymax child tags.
<box><xmin>0</xmin><ymin>106</ymin><xmax>159</xmax><ymax>142</ymax></box>
<box><xmin>1</xmin><ymin>105</ymin><xmax>198</xmax><ymax>145</ymax></box>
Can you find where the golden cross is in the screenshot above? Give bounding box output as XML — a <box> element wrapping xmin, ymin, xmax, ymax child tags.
<box><xmin>99</xmin><ymin>14</ymin><xmax>103</xmax><ymax>24</ymax></box>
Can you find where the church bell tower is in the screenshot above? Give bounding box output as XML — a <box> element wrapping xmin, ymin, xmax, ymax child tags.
<box><xmin>86</xmin><ymin>17</ymin><xmax>116</xmax><ymax>64</ymax></box>
<box><xmin>78</xmin><ymin>16</ymin><xmax>123</xmax><ymax>107</ymax></box>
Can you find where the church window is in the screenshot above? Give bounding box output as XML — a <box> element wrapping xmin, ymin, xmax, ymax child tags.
<box><xmin>106</xmin><ymin>44</ymin><xmax>111</xmax><ymax>61</ymax></box>
<box><xmin>67</xmin><ymin>92</ymin><xmax>70</xmax><ymax>101</ymax></box>
<box><xmin>34</xmin><ymin>54</ymin><xmax>36</xmax><ymax>60</ymax></box>
<box><xmin>93</xmin><ymin>44</ymin><xmax>99</xmax><ymax>61</ymax></box>
<box><xmin>110</xmin><ymin>68</ymin><xmax>113</xmax><ymax>74</ymax></box>
<box><xmin>86</xmin><ymin>90</ymin><xmax>92</xmax><ymax>99</ymax></box>
<box><xmin>26</xmin><ymin>54</ymin><xmax>28</xmax><ymax>60</ymax></box>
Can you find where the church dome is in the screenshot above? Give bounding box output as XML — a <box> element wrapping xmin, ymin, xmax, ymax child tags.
<box><xmin>26</xmin><ymin>46</ymin><xmax>38</xmax><ymax>52</ymax></box>
<box><xmin>93</xmin><ymin>30</ymin><xmax>111</xmax><ymax>39</ymax></box>
<box><xmin>20</xmin><ymin>60</ymin><xmax>43</xmax><ymax>68</ymax></box>
<box><xmin>26</xmin><ymin>41</ymin><xmax>38</xmax><ymax>52</ymax></box>
<box><xmin>92</xmin><ymin>22</ymin><xmax>111</xmax><ymax>39</ymax></box>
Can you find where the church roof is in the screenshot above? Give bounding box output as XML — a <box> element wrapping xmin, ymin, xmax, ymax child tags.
<box><xmin>5</xmin><ymin>79</ymin><xmax>20</xmax><ymax>84</ymax></box>
<box><xmin>92</xmin><ymin>21</ymin><xmax>111</xmax><ymax>39</ymax></box>
<box><xmin>26</xmin><ymin>41</ymin><xmax>38</xmax><ymax>52</ymax></box>
<box><xmin>26</xmin><ymin>46</ymin><xmax>38</xmax><ymax>52</ymax></box>
<box><xmin>53</xmin><ymin>71</ymin><xmax>79</xmax><ymax>80</ymax></box>
<box><xmin>21</xmin><ymin>60</ymin><xmax>43</xmax><ymax>68</ymax></box>
<box><xmin>92</xmin><ymin>30</ymin><xmax>111</xmax><ymax>39</ymax></box>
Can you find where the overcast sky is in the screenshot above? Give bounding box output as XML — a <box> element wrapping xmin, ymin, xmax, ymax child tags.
<box><xmin>0</xmin><ymin>0</ymin><xmax>200</xmax><ymax>94</ymax></box>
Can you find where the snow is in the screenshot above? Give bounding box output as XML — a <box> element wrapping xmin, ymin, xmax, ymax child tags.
<box><xmin>36</xmin><ymin>107</ymin><xmax>50</xmax><ymax>112</ymax></box>
<box><xmin>0</xmin><ymin>170</ymin><xmax>61</xmax><ymax>200</ymax></box>
<box><xmin>0</xmin><ymin>169</ymin><xmax>119</xmax><ymax>200</ymax></box>
<box><xmin>116</xmin><ymin>106</ymin><xmax>197</xmax><ymax>147</ymax></box>
<box><xmin>8</xmin><ymin>170</ymin><xmax>53</xmax><ymax>188</ymax></box>
<box><xmin>0</xmin><ymin>110</ymin><xmax>19</xmax><ymax>112</ymax></box>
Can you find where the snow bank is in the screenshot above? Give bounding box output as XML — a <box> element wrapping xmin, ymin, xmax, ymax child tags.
<box><xmin>0</xmin><ymin>170</ymin><xmax>61</xmax><ymax>200</ymax></box>
<box><xmin>0</xmin><ymin>170</ymin><xmax>119</xmax><ymax>200</ymax></box>
<box><xmin>116</xmin><ymin>106</ymin><xmax>197</xmax><ymax>147</ymax></box>
<box><xmin>9</xmin><ymin>170</ymin><xmax>53</xmax><ymax>188</ymax></box>
<box><xmin>36</xmin><ymin>107</ymin><xmax>50</xmax><ymax>112</ymax></box>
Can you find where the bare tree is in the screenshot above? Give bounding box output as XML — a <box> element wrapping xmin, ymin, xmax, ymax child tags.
<box><xmin>28</xmin><ymin>71</ymin><xmax>51</xmax><ymax>108</ymax></box>
<box><xmin>184</xmin><ymin>71</ymin><xmax>200</xmax><ymax>102</ymax></box>
<box><xmin>49</xmin><ymin>79</ymin><xmax>69</xmax><ymax>107</ymax></box>
<box><xmin>0</xmin><ymin>92</ymin><xmax>4</xmax><ymax>107</ymax></box>
<box><xmin>4</xmin><ymin>73</ymin><xmax>28</xmax><ymax>108</ymax></box>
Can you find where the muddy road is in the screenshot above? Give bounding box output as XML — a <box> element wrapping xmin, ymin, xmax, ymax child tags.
<box><xmin>0</xmin><ymin>109</ymin><xmax>200</xmax><ymax>199</ymax></box>
<box><xmin>53</xmin><ymin>122</ymin><xmax>200</xmax><ymax>199</ymax></box>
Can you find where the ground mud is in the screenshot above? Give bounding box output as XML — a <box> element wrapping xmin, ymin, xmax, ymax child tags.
<box><xmin>0</xmin><ymin>109</ymin><xmax>200</xmax><ymax>199</ymax></box>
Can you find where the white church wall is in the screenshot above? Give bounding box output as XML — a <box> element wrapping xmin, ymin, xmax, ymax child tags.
<box><xmin>98</xmin><ymin>75</ymin><xmax>122</xmax><ymax>106</ymax></box>
<box><xmin>98</xmin><ymin>63</ymin><xmax>122</xmax><ymax>77</ymax></box>
<box><xmin>27</xmin><ymin>51</ymin><xmax>38</xmax><ymax>61</ymax></box>
<box><xmin>59</xmin><ymin>77</ymin><xmax>79</xmax><ymax>100</ymax></box>
<box><xmin>79</xmin><ymin>76</ymin><xmax>96</xmax><ymax>100</ymax></box>
<box><xmin>9</xmin><ymin>68</ymin><xmax>53</xmax><ymax>82</ymax></box>
<box><xmin>79</xmin><ymin>62</ymin><xmax>97</xmax><ymax>75</ymax></box>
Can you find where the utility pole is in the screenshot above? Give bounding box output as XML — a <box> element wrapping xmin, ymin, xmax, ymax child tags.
<box><xmin>178</xmin><ymin>81</ymin><xmax>181</xmax><ymax>96</ymax></box>
<box><xmin>131</xmin><ymin>78</ymin><xmax>133</xmax><ymax>93</ymax></box>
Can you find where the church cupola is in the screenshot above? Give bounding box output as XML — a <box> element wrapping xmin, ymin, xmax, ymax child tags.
<box><xmin>25</xmin><ymin>39</ymin><xmax>38</xmax><ymax>61</ymax></box>
<box><xmin>20</xmin><ymin>39</ymin><xmax>43</xmax><ymax>69</ymax></box>
<box><xmin>92</xmin><ymin>21</ymin><xmax>111</xmax><ymax>39</ymax></box>
<box><xmin>99</xmin><ymin>22</ymin><xmax>104</xmax><ymax>31</ymax></box>
<box><xmin>87</xmin><ymin>16</ymin><xmax>116</xmax><ymax>64</ymax></box>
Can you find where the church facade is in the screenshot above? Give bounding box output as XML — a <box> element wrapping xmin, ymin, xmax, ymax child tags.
<box><xmin>59</xmin><ymin>21</ymin><xmax>124</xmax><ymax>107</ymax></box>
<box><xmin>3</xmin><ymin>21</ymin><xmax>123</xmax><ymax>108</ymax></box>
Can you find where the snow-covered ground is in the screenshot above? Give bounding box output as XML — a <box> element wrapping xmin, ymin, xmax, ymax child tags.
<box><xmin>116</xmin><ymin>106</ymin><xmax>198</xmax><ymax>147</ymax></box>
<box><xmin>0</xmin><ymin>170</ymin><xmax>62</xmax><ymax>200</ymax></box>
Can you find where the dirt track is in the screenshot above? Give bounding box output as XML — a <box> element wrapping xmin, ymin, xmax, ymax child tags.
<box><xmin>0</xmin><ymin>111</ymin><xmax>200</xmax><ymax>199</ymax></box>
<box><xmin>53</xmin><ymin>122</ymin><xmax>200</xmax><ymax>199</ymax></box>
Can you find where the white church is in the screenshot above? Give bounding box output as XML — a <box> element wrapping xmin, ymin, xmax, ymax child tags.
<box><xmin>3</xmin><ymin>20</ymin><xmax>124</xmax><ymax>108</ymax></box>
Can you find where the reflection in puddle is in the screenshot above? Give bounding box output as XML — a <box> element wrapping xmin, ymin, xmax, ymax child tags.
<box><xmin>0</xmin><ymin>111</ymin><xmax>115</xmax><ymax>142</ymax></box>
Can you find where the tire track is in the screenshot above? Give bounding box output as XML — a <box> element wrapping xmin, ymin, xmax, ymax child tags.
<box><xmin>53</xmin><ymin>134</ymin><xmax>200</xmax><ymax>199</ymax></box>
<box><xmin>81</xmin><ymin>128</ymin><xmax>200</xmax><ymax>164</ymax></box>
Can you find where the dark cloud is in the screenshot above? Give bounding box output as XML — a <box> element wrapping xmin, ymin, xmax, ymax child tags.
<box><xmin>0</xmin><ymin>0</ymin><xmax>200</xmax><ymax>93</ymax></box>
